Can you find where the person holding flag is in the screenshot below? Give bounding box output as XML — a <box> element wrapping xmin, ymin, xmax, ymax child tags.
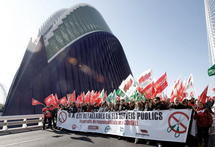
<box><xmin>98</xmin><ymin>101</ymin><xmax>108</xmax><ymax>112</ymax></box>
<box><xmin>68</xmin><ymin>102</ymin><xmax>78</xmax><ymax>116</ymax></box>
<box><xmin>42</xmin><ymin>105</ymin><xmax>53</xmax><ymax>130</ymax></box>
<box><xmin>170</xmin><ymin>97</ymin><xmax>186</xmax><ymax>109</ymax></box>
<box><xmin>152</xmin><ymin>97</ymin><xmax>167</xmax><ymax>110</ymax></box>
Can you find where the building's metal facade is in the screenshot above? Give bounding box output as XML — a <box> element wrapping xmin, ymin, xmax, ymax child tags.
<box><xmin>3</xmin><ymin>4</ymin><xmax>132</xmax><ymax>115</ymax></box>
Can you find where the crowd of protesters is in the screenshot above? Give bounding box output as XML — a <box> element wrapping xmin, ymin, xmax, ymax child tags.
<box><xmin>41</xmin><ymin>96</ymin><xmax>214</xmax><ymax>147</ymax></box>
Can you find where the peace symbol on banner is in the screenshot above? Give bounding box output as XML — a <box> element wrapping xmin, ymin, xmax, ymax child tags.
<box><xmin>58</xmin><ymin>111</ymin><xmax>67</xmax><ymax>123</ymax></box>
<box><xmin>167</xmin><ymin>111</ymin><xmax>189</xmax><ymax>138</ymax></box>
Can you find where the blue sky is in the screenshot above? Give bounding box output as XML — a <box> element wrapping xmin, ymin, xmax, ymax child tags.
<box><xmin>0</xmin><ymin>0</ymin><xmax>211</xmax><ymax>103</ymax></box>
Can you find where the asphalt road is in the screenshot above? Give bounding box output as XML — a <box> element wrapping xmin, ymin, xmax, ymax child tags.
<box><xmin>0</xmin><ymin>129</ymin><xmax>156</xmax><ymax>147</ymax></box>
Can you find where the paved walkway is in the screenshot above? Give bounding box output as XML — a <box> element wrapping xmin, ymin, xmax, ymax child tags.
<box><xmin>0</xmin><ymin>129</ymin><xmax>156</xmax><ymax>147</ymax></box>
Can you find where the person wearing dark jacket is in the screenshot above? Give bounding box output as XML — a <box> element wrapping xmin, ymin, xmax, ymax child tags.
<box><xmin>152</xmin><ymin>97</ymin><xmax>166</xmax><ymax>110</ymax></box>
<box><xmin>42</xmin><ymin>106</ymin><xmax>53</xmax><ymax>130</ymax></box>
<box><xmin>49</xmin><ymin>105</ymin><xmax>58</xmax><ymax>129</ymax></box>
<box><xmin>170</xmin><ymin>97</ymin><xmax>186</xmax><ymax>109</ymax></box>
<box><xmin>119</xmin><ymin>99</ymin><xmax>129</xmax><ymax>111</ymax></box>
<box><xmin>144</xmin><ymin>99</ymin><xmax>153</xmax><ymax>111</ymax></box>
<box><xmin>182</xmin><ymin>99</ymin><xmax>193</xmax><ymax>109</ymax></box>
<box><xmin>128</xmin><ymin>101</ymin><xmax>135</xmax><ymax>110</ymax></box>
<box><xmin>205</xmin><ymin>99</ymin><xmax>215</xmax><ymax>114</ymax></box>
<box><xmin>194</xmin><ymin>101</ymin><xmax>213</xmax><ymax>147</ymax></box>
<box><xmin>68</xmin><ymin>102</ymin><xmax>78</xmax><ymax>113</ymax></box>
<box><xmin>114</xmin><ymin>100</ymin><xmax>120</xmax><ymax>111</ymax></box>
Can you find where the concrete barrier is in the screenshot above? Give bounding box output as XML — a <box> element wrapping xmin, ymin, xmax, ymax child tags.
<box><xmin>0</xmin><ymin>114</ymin><xmax>43</xmax><ymax>135</ymax></box>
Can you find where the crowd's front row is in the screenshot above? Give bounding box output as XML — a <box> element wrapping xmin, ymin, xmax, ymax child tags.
<box><xmin>42</xmin><ymin>97</ymin><xmax>214</xmax><ymax>147</ymax></box>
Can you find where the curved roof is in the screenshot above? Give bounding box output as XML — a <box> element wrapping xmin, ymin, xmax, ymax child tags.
<box><xmin>38</xmin><ymin>9</ymin><xmax>67</xmax><ymax>37</ymax></box>
<box><xmin>38</xmin><ymin>4</ymin><xmax>112</xmax><ymax>61</ymax></box>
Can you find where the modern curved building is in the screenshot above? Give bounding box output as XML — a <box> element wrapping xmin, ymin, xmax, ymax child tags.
<box><xmin>3</xmin><ymin>4</ymin><xmax>132</xmax><ymax>115</ymax></box>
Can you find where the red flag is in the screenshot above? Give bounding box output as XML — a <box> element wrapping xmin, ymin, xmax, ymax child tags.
<box><xmin>76</xmin><ymin>93</ymin><xmax>85</xmax><ymax>104</ymax></box>
<box><xmin>103</xmin><ymin>91</ymin><xmax>108</xmax><ymax>101</ymax></box>
<box><xmin>44</xmin><ymin>95</ymin><xmax>53</xmax><ymax>106</ymax></box>
<box><xmin>180</xmin><ymin>92</ymin><xmax>188</xmax><ymax>102</ymax></box>
<box><xmin>67</xmin><ymin>91</ymin><xmax>76</xmax><ymax>104</ymax></box>
<box><xmin>52</xmin><ymin>95</ymin><xmax>59</xmax><ymax>107</ymax></box>
<box><xmin>170</xmin><ymin>79</ymin><xmax>187</xmax><ymax>102</ymax></box>
<box><xmin>138</xmin><ymin>69</ymin><xmax>152</xmax><ymax>84</ymax></box>
<box><xmin>44</xmin><ymin>94</ymin><xmax>58</xmax><ymax>107</ymax></box>
<box><xmin>170</xmin><ymin>89</ymin><xmax>174</xmax><ymax>98</ymax></box>
<box><xmin>198</xmin><ymin>86</ymin><xmax>208</xmax><ymax>104</ymax></box>
<box><xmin>169</xmin><ymin>80</ymin><xmax>180</xmax><ymax>102</ymax></box>
<box><xmin>54</xmin><ymin>94</ymin><xmax>59</xmax><ymax>104</ymax></box>
<box><xmin>123</xmin><ymin>79</ymin><xmax>133</xmax><ymax>92</ymax></box>
<box><xmin>176</xmin><ymin>81</ymin><xmax>183</xmax><ymax>96</ymax></box>
<box><xmin>95</xmin><ymin>97</ymin><xmax>103</xmax><ymax>105</ymax></box>
<box><xmin>174</xmin><ymin>79</ymin><xmax>181</xmax><ymax>90</ymax></box>
<box><xmin>140</xmin><ymin>82</ymin><xmax>156</xmax><ymax>99</ymax></box>
<box><xmin>91</xmin><ymin>91</ymin><xmax>100</xmax><ymax>104</ymax></box>
<box><xmin>154</xmin><ymin>72</ymin><xmax>168</xmax><ymax>94</ymax></box>
<box><xmin>90</xmin><ymin>91</ymin><xmax>96</xmax><ymax>104</ymax></box>
<box><xmin>186</xmin><ymin>74</ymin><xmax>193</xmax><ymax>89</ymax></box>
<box><xmin>96</xmin><ymin>90</ymin><xmax>104</xmax><ymax>105</ymax></box>
<box><xmin>212</xmin><ymin>88</ymin><xmax>215</xmax><ymax>93</ymax></box>
<box><xmin>32</xmin><ymin>98</ymin><xmax>43</xmax><ymax>106</ymax></box>
<box><xmin>211</xmin><ymin>96</ymin><xmax>215</xmax><ymax>100</ymax></box>
<box><xmin>59</xmin><ymin>97</ymin><xmax>67</xmax><ymax>105</ymax></box>
<box><xmin>190</xmin><ymin>91</ymin><xmax>194</xmax><ymax>98</ymax></box>
<box><xmin>170</xmin><ymin>95</ymin><xmax>176</xmax><ymax>103</ymax></box>
<box><xmin>84</xmin><ymin>91</ymin><xmax>91</xmax><ymax>103</ymax></box>
<box><xmin>177</xmin><ymin>81</ymin><xmax>187</xmax><ymax>102</ymax></box>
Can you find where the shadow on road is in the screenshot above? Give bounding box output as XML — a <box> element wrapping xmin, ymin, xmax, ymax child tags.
<box><xmin>52</xmin><ymin>135</ymin><xmax>63</xmax><ymax>138</ymax></box>
<box><xmin>46</xmin><ymin>129</ymin><xmax>72</xmax><ymax>135</ymax></box>
<box><xmin>52</xmin><ymin>129</ymin><xmax>111</xmax><ymax>139</ymax></box>
<box><xmin>70</xmin><ymin>136</ymin><xmax>94</xmax><ymax>143</ymax></box>
<box><xmin>73</xmin><ymin>131</ymin><xmax>111</xmax><ymax>139</ymax></box>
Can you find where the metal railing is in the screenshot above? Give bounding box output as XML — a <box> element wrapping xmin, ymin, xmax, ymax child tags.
<box><xmin>0</xmin><ymin>114</ymin><xmax>43</xmax><ymax>132</ymax></box>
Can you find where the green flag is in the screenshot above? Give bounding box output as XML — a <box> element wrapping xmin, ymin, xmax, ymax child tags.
<box><xmin>99</xmin><ymin>89</ymin><xmax>105</xmax><ymax>99</ymax></box>
<box><xmin>208</xmin><ymin>64</ymin><xmax>215</xmax><ymax>76</ymax></box>
<box><xmin>130</xmin><ymin>90</ymin><xmax>145</xmax><ymax>102</ymax></box>
<box><xmin>130</xmin><ymin>90</ymin><xmax>138</xmax><ymax>101</ymax></box>
<box><xmin>111</xmin><ymin>90</ymin><xmax>117</xmax><ymax>104</ymax></box>
<box><xmin>116</xmin><ymin>88</ymin><xmax>125</xmax><ymax>97</ymax></box>
<box><xmin>106</xmin><ymin>92</ymin><xmax>112</xmax><ymax>103</ymax></box>
<box><xmin>125</xmin><ymin>95</ymin><xmax>131</xmax><ymax>102</ymax></box>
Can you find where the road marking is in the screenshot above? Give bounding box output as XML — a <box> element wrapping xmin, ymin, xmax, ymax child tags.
<box><xmin>2</xmin><ymin>138</ymin><xmax>42</xmax><ymax>147</ymax></box>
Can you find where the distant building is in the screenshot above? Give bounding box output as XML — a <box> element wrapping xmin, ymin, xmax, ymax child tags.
<box><xmin>204</xmin><ymin>0</ymin><xmax>215</xmax><ymax>85</ymax></box>
<box><xmin>3</xmin><ymin>4</ymin><xmax>132</xmax><ymax>115</ymax></box>
<box><xmin>204</xmin><ymin>0</ymin><xmax>215</xmax><ymax>65</ymax></box>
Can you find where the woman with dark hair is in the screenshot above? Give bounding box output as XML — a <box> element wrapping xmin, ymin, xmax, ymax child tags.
<box><xmin>194</xmin><ymin>101</ymin><xmax>213</xmax><ymax>147</ymax></box>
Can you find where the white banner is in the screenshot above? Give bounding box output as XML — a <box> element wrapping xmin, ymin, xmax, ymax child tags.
<box><xmin>57</xmin><ymin>109</ymin><xmax>192</xmax><ymax>143</ymax></box>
